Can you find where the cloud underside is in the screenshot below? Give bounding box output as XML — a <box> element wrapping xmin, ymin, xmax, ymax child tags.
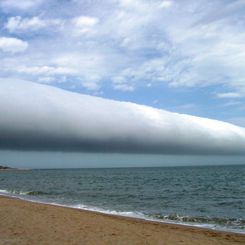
<box><xmin>0</xmin><ymin>80</ymin><xmax>245</xmax><ymax>155</ymax></box>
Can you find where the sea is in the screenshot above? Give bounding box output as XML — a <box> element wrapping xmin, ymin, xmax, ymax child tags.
<box><xmin>0</xmin><ymin>165</ymin><xmax>244</xmax><ymax>234</ymax></box>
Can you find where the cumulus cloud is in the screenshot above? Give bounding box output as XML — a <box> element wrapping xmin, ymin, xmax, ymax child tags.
<box><xmin>72</xmin><ymin>16</ymin><xmax>99</xmax><ymax>27</ymax></box>
<box><xmin>0</xmin><ymin>37</ymin><xmax>28</xmax><ymax>53</ymax></box>
<box><xmin>5</xmin><ymin>16</ymin><xmax>62</xmax><ymax>33</ymax></box>
<box><xmin>70</xmin><ymin>16</ymin><xmax>99</xmax><ymax>36</ymax></box>
<box><xmin>0</xmin><ymin>80</ymin><xmax>245</xmax><ymax>155</ymax></box>
<box><xmin>1</xmin><ymin>0</ymin><xmax>245</xmax><ymax>97</ymax></box>
<box><xmin>5</xmin><ymin>16</ymin><xmax>46</xmax><ymax>32</ymax></box>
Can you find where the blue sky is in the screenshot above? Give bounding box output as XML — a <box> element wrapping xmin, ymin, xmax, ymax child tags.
<box><xmin>0</xmin><ymin>0</ymin><xmax>245</xmax><ymax>126</ymax></box>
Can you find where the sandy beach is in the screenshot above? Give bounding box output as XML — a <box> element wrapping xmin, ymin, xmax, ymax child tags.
<box><xmin>0</xmin><ymin>196</ymin><xmax>244</xmax><ymax>245</ymax></box>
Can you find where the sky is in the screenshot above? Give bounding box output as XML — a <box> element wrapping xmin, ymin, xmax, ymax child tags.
<box><xmin>0</xmin><ymin>0</ymin><xmax>245</xmax><ymax>168</ymax></box>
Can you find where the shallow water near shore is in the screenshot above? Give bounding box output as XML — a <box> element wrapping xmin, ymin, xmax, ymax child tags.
<box><xmin>0</xmin><ymin>165</ymin><xmax>244</xmax><ymax>233</ymax></box>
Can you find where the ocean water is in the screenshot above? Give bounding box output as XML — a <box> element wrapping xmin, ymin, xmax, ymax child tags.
<box><xmin>0</xmin><ymin>165</ymin><xmax>244</xmax><ymax>233</ymax></box>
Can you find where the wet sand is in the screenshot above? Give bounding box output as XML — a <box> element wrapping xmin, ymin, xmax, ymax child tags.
<box><xmin>0</xmin><ymin>196</ymin><xmax>244</xmax><ymax>245</ymax></box>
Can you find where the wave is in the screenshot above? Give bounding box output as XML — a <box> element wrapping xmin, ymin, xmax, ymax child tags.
<box><xmin>0</xmin><ymin>189</ymin><xmax>9</xmax><ymax>194</ymax></box>
<box><xmin>23</xmin><ymin>191</ymin><xmax>49</xmax><ymax>196</ymax></box>
<box><xmin>72</xmin><ymin>203</ymin><xmax>146</xmax><ymax>220</ymax></box>
<box><xmin>0</xmin><ymin>189</ymin><xmax>244</xmax><ymax>234</ymax></box>
<box><xmin>66</xmin><ymin>204</ymin><xmax>245</xmax><ymax>233</ymax></box>
<box><xmin>0</xmin><ymin>189</ymin><xmax>48</xmax><ymax>196</ymax></box>
<box><xmin>152</xmin><ymin>213</ymin><xmax>245</xmax><ymax>230</ymax></box>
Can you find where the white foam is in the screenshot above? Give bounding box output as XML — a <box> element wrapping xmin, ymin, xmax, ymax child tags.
<box><xmin>72</xmin><ymin>204</ymin><xmax>145</xmax><ymax>219</ymax></box>
<box><xmin>0</xmin><ymin>191</ymin><xmax>244</xmax><ymax>234</ymax></box>
<box><xmin>0</xmin><ymin>189</ymin><xmax>9</xmax><ymax>194</ymax></box>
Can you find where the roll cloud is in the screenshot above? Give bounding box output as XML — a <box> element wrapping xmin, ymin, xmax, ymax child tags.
<box><xmin>0</xmin><ymin>80</ymin><xmax>245</xmax><ymax>155</ymax></box>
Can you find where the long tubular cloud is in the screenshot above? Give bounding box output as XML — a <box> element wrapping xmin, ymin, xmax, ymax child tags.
<box><xmin>0</xmin><ymin>80</ymin><xmax>245</xmax><ymax>155</ymax></box>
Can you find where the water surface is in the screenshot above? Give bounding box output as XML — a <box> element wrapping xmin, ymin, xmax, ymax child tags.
<box><xmin>0</xmin><ymin>165</ymin><xmax>244</xmax><ymax>233</ymax></box>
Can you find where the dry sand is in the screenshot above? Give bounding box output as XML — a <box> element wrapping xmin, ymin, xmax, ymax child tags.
<box><xmin>0</xmin><ymin>196</ymin><xmax>244</xmax><ymax>245</ymax></box>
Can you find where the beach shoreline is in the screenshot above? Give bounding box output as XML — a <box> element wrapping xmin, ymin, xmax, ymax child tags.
<box><xmin>0</xmin><ymin>195</ymin><xmax>244</xmax><ymax>245</ymax></box>
<box><xmin>0</xmin><ymin>192</ymin><xmax>244</xmax><ymax>235</ymax></box>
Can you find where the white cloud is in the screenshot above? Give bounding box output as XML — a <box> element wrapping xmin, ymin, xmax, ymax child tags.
<box><xmin>174</xmin><ymin>103</ymin><xmax>197</xmax><ymax>113</ymax></box>
<box><xmin>50</xmin><ymin>53</ymin><xmax>109</xmax><ymax>82</ymax></box>
<box><xmin>160</xmin><ymin>1</ymin><xmax>173</xmax><ymax>9</ymax></box>
<box><xmin>16</xmin><ymin>65</ymin><xmax>75</xmax><ymax>76</ymax></box>
<box><xmin>5</xmin><ymin>16</ymin><xmax>62</xmax><ymax>33</ymax></box>
<box><xmin>72</xmin><ymin>16</ymin><xmax>99</xmax><ymax>27</ymax></box>
<box><xmin>0</xmin><ymin>0</ymin><xmax>44</xmax><ymax>10</ymax></box>
<box><xmin>82</xmin><ymin>81</ymin><xmax>101</xmax><ymax>91</ymax></box>
<box><xmin>0</xmin><ymin>80</ymin><xmax>245</xmax><ymax>154</ymax></box>
<box><xmin>0</xmin><ymin>52</ymin><xmax>110</xmax><ymax>85</ymax></box>
<box><xmin>5</xmin><ymin>16</ymin><xmax>45</xmax><ymax>32</ymax></box>
<box><xmin>119</xmin><ymin>0</ymin><xmax>142</xmax><ymax>8</ymax></box>
<box><xmin>95</xmin><ymin>0</ymin><xmax>245</xmax><ymax>95</ymax></box>
<box><xmin>113</xmin><ymin>83</ymin><xmax>135</xmax><ymax>92</ymax></box>
<box><xmin>160</xmin><ymin>2</ymin><xmax>245</xmax><ymax>92</ymax></box>
<box><xmin>216</xmin><ymin>92</ymin><xmax>242</xmax><ymax>99</ymax></box>
<box><xmin>71</xmin><ymin>16</ymin><xmax>99</xmax><ymax>36</ymax></box>
<box><xmin>223</xmin><ymin>101</ymin><xmax>242</xmax><ymax>107</ymax></box>
<box><xmin>37</xmin><ymin>76</ymin><xmax>56</xmax><ymax>83</ymax></box>
<box><xmin>1</xmin><ymin>0</ymin><xmax>245</xmax><ymax>98</ymax></box>
<box><xmin>0</xmin><ymin>37</ymin><xmax>28</xmax><ymax>53</ymax></box>
<box><xmin>112</xmin><ymin>76</ymin><xmax>135</xmax><ymax>91</ymax></box>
